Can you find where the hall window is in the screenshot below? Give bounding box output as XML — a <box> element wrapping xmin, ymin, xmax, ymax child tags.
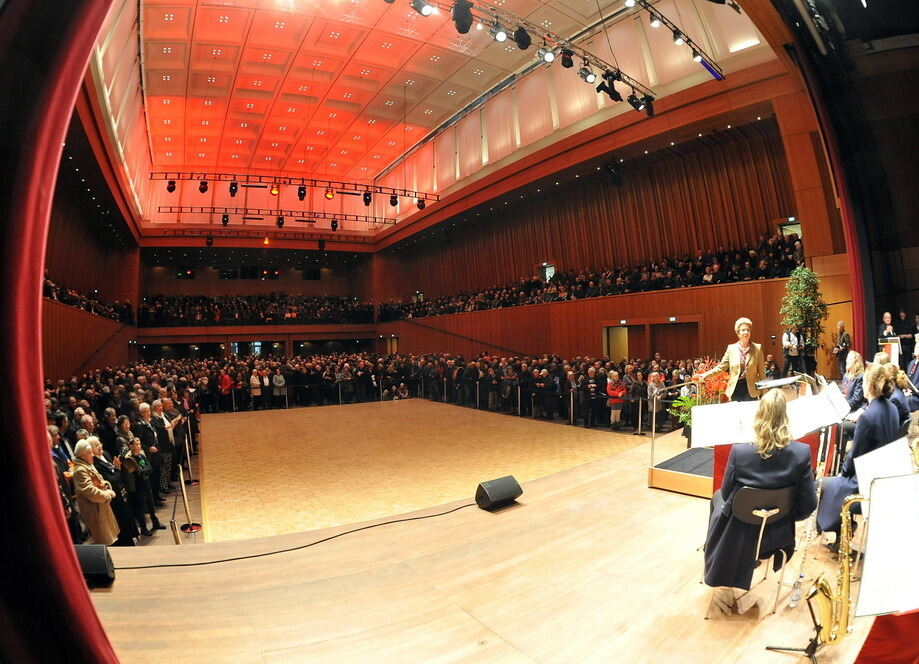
<box><xmin>412</xmin><ymin>290</ymin><xmax>424</xmax><ymax>303</ymax></box>
<box><xmin>539</xmin><ymin>262</ymin><xmax>555</xmax><ymax>281</ymax></box>
<box><xmin>778</xmin><ymin>217</ymin><xmax>801</xmax><ymax>239</ymax></box>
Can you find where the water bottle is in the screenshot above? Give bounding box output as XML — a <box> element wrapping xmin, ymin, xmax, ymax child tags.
<box><xmin>789</xmin><ymin>574</ymin><xmax>805</xmax><ymax>607</ymax></box>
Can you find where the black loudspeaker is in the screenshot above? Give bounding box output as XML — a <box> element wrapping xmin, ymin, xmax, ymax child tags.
<box><xmin>74</xmin><ymin>545</ymin><xmax>115</xmax><ymax>586</ymax></box>
<box><xmin>475</xmin><ymin>475</ymin><xmax>522</xmax><ymax>511</ymax></box>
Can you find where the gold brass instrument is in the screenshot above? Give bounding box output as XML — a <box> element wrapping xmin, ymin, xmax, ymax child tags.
<box><xmin>806</xmin><ymin>494</ymin><xmax>864</xmax><ymax>646</ymax></box>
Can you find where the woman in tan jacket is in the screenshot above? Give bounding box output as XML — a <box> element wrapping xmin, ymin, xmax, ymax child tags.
<box><xmin>702</xmin><ymin>317</ymin><xmax>766</xmax><ymax>401</ymax></box>
<box><xmin>71</xmin><ymin>439</ymin><xmax>120</xmax><ymax>545</ymax></box>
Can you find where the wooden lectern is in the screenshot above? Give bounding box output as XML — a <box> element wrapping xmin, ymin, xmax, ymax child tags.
<box><xmin>878</xmin><ymin>337</ymin><xmax>901</xmax><ymax>367</ymax></box>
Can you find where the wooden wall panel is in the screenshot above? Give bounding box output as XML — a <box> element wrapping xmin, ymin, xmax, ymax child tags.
<box><xmin>374</xmin><ymin>120</ymin><xmax>794</xmax><ymax>302</ymax></box>
<box><xmin>379</xmin><ymin>279</ymin><xmax>792</xmax><ymax>362</ymax></box>
<box><xmin>42</xmin><ymin>299</ymin><xmax>132</xmax><ymax>380</ymax></box>
<box><xmin>45</xmin><ymin>167</ymin><xmax>139</xmax><ymax>305</ymax></box>
<box><xmin>141</xmin><ymin>264</ymin><xmax>356</xmax><ymax>298</ymax></box>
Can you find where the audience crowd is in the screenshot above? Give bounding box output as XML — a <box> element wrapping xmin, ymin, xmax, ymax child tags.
<box><xmin>379</xmin><ymin>234</ymin><xmax>803</xmax><ymax>321</ymax></box>
<box><xmin>137</xmin><ymin>293</ymin><xmax>374</xmax><ymax>326</ymax></box>
<box><xmin>43</xmin><ymin>272</ymin><xmax>134</xmax><ymax>323</ymax></box>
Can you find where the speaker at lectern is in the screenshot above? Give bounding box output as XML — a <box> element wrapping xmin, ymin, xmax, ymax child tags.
<box><xmin>878</xmin><ymin>337</ymin><xmax>901</xmax><ymax>367</ymax></box>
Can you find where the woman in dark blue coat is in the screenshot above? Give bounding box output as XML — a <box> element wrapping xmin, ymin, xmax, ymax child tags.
<box><xmin>704</xmin><ymin>389</ymin><xmax>817</xmax><ymax>590</ymax></box>
<box><xmin>817</xmin><ymin>362</ymin><xmax>900</xmax><ymax>538</ymax></box>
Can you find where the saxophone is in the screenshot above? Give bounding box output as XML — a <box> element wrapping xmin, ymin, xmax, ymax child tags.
<box><xmin>806</xmin><ymin>494</ymin><xmax>863</xmax><ymax>645</ymax></box>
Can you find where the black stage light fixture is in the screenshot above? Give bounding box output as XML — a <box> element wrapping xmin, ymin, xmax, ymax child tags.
<box><xmin>221</xmin><ymin>213</ymin><xmax>229</xmax><ymax>226</ymax></box>
<box><xmin>276</xmin><ymin>216</ymin><xmax>285</xmax><ymax>228</ymax></box>
<box><xmin>417</xmin><ymin>199</ymin><xmax>426</xmax><ymax>210</ymax></box>
<box><xmin>641</xmin><ymin>94</ymin><xmax>655</xmax><ymax>117</ymax></box>
<box><xmin>489</xmin><ymin>21</ymin><xmax>507</xmax><ymax>42</ymax></box>
<box><xmin>560</xmin><ymin>49</ymin><xmax>574</xmax><ymax>68</ymax></box>
<box><xmin>649</xmin><ymin>13</ymin><xmax>662</xmax><ymax>28</ymax></box>
<box><xmin>229</xmin><ymin>181</ymin><xmax>238</xmax><ymax>197</ymax></box>
<box><xmin>596</xmin><ymin>81</ymin><xmax>622</xmax><ymax>102</ymax></box>
<box><xmin>627</xmin><ymin>91</ymin><xmax>645</xmax><ymax>112</ymax></box>
<box><xmin>324</xmin><ymin>187</ymin><xmax>334</xmax><ymax>200</ymax></box>
<box><xmin>389</xmin><ymin>194</ymin><xmax>399</xmax><ymax>206</ymax></box>
<box><xmin>330</xmin><ymin>218</ymin><xmax>339</xmax><ymax>231</ymax></box>
<box><xmin>451</xmin><ymin>0</ymin><xmax>473</xmax><ymax>33</ymax></box>
<box><xmin>673</xmin><ymin>30</ymin><xmax>685</xmax><ymax>46</ymax></box>
<box><xmin>298</xmin><ymin>185</ymin><xmax>307</xmax><ymax>201</ymax></box>
<box><xmin>205</xmin><ymin>235</ymin><xmax>214</xmax><ymax>247</ymax></box>
<box><xmin>166</xmin><ymin>180</ymin><xmax>176</xmax><ymax>193</ymax></box>
<box><xmin>578</xmin><ymin>64</ymin><xmax>596</xmax><ymax>84</ymax></box>
<box><xmin>692</xmin><ymin>49</ymin><xmax>703</xmax><ymax>62</ymax></box>
<box><xmin>198</xmin><ymin>180</ymin><xmax>208</xmax><ymax>194</ymax></box>
<box><xmin>410</xmin><ymin>0</ymin><xmax>434</xmax><ymax>16</ymax></box>
<box><xmin>363</xmin><ymin>191</ymin><xmax>372</xmax><ymax>206</ymax></box>
<box><xmin>513</xmin><ymin>26</ymin><xmax>531</xmax><ymax>50</ymax></box>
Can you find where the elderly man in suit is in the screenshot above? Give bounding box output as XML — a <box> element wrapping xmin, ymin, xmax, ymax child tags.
<box><xmin>701</xmin><ymin>317</ymin><xmax>766</xmax><ymax>402</ymax></box>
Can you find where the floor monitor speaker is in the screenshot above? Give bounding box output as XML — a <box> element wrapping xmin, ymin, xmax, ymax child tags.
<box><xmin>74</xmin><ymin>544</ymin><xmax>115</xmax><ymax>586</ymax></box>
<box><xmin>475</xmin><ymin>475</ymin><xmax>522</xmax><ymax>510</ymax></box>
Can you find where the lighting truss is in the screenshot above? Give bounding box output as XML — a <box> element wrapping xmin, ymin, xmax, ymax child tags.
<box><xmin>157</xmin><ymin>228</ymin><xmax>373</xmax><ymax>243</ymax></box>
<box><xmin>150</xmin><ymin>172</ymin><xmax>439</xmax><ymax>202</ymax></box>
<box><xmin>156</xmin><ymin>206</ymin><xmax>396</xmax><ymax>226</ymax></box>
<box><xmin>434</xmin><ymin>0</ymin><xmax>655</xmax><ymax>98</ymax></box>
<box><xmin>630</xmin><ymin>0</ymin><xmax>724</xmax><ymax>80</ymax></box>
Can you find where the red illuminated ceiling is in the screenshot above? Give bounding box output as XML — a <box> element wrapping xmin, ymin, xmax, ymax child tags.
<box><xmin>141</xmin><ymin>0</ymin><xmax>619</xmax><ymax>181</ymax></box>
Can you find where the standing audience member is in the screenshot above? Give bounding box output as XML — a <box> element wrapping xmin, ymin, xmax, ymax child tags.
<box><xmin>832</xmin><ymin>321</ymin><xmax>852</xmax><ymax>380</ymax></box>
<box><xmin>71</xmin><ymin>440</ymin><xmax>120</xmax><ymax>546</ymax></box>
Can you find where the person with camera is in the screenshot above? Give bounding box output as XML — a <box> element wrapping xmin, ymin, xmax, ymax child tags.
<box><xmin>781</xmin><ymin>324</ymin><xmax>805</xmax><ymax>377</ymax></box>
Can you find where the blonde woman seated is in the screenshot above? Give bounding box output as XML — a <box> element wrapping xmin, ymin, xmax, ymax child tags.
<box><xmin>704</xmin><ymin>389</ymin><xmax>817</xmax><ymax>591</ymax></box>
<box><xmin>71</xmin><ymin>439</ymin><xmax>120</xmax><ymax>546</ymax></box>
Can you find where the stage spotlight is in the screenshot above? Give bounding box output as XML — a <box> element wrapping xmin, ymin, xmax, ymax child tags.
<box><xmin>205</xmin><ymin>235</ymin><xmax>214</xmax><ymax>247</ymax></box>
<box><xmin>692</xmin><ymin>49</ymin><xmax>703</xmax><ymax>62</ymax></box>
<box><xmin>363</xmin><ymin>191</ymin><xmax>372</xmax><ymax>206</ymax></box>
<box><xmin>166</xmin><ymin>180</ymin><xmax>176</xmax><ymax>193</ymax></box>
<box><xmin>330</xmin><ymin>218</ymin><xmax>339</xmax><ymax>231</ymax></box>
<box><xmin>641</xmin><ymin>95</ymin><xmax>655</xmax><ymax>117</ymax></box>
<box><xmin>417</xmin><ymin>199</ymin><xmax>426</xmax><ymax>210</ymax></box>
<box><xmin>513</xmin><ymin>26</ymin><xmax>531</xmax><ymax>50</ymax></box>
<box><xmin>627</xmin><ymin>92</ymin><xmax>645</xmax><ymax>111</ymax></box>
<box><xmin>624</xmin><ymin>0</ymin><xmax>635</xmax><ymax>6</ymax></box>
<box><xmin>489</xmin><ymin>21</ymin><xmax>507</xmax><ymax>42</ymax></box>
<box><xmin>270</xmin><ymin>183</ymin><xmax>280</xmax><ymax>196</ymax></box>
<box><xmin>389</xmin><ymin>194</ymin><xmax>399</xmax><ymax>206</ymax></box>
<box><xmin>276</xmin><ymin>216</ymin><xmax>284</xmax><ymax>228</ymax></box>
<box><xmin>451</xmin><ymin>0</ymin><xmax>473</xmax><ymax>33</ymax></box>
<box><xmin>537</xmin><ymin>45</ymin><xmax>555</xmax><ymax>63</ymax></box>
<box><xmin>324</xmin><ymin>187</ymin><xmax>334</xmax><ymax>200</ymax></box>
<box><xmin>263</xmin><ymin>237</ymin><xmax>270</xmax><ymax>245</ymax></box>
<box><xmin>578</xmin><ymin>65</ymin><xmax>596</xmax><ymax>84</ymax></box>
<box><xmin>596</xmin><ymin>81</ymin><xmax>622</xmax><ymax>102</ymax></box>
<box><xmin>198</xmin><ymin>180</ymin><xmax>208</xmax><ymax>194</ymax></box>
<box><xmin>297</xmin><ymin>185</ymin><xmax>307</xmax><ymax>201</ymax></box>
<box><xmin>649</xmin><ymin>14</ymin><xmax>661</xmax><ymax>28</ymax></box>
<box><xmin>410</xmin><ymin>0</ymin><xmax>434</xmax><ymax>16</ymax></box>
<box><xmin>560</xmin><ymin>49</ymin><xmax>574</xmax><ymax>68</ymax></box>
<box><xmin>221</xmin><ymin>213</ymin><xmax>229</xmax><ymax>226</ymax></box>
<box><xmin>229</xmin><ymin>181</ymin><xmax>238</xmax><ymax>197</ymax></box>
<box><xmin>673</xmin><ymin>30</ymin><xmax>685</xmax><ymax>46</ymax></box>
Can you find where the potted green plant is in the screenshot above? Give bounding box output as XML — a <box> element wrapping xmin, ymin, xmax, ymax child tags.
<box><xmin>779</xmin><ymin>266</ymin><xmax>829</xmax><ymax>376</ymax></box>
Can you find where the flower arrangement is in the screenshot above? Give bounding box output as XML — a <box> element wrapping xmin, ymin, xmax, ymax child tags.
<box><xmin>667</xmin><ymin>358</ymin><xmax>728</xmax><ymax>428</ymax></box>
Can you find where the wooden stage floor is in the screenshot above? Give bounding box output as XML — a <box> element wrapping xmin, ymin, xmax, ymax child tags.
<box><xmin>91</xmin><ymin>400</ymin><xmax>871</xmax><ymax>663</ymax></box>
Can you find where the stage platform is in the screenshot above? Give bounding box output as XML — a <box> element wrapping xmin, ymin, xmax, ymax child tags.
<box><xmin>91</xmin><ymin>400</ymin><xmax>871</xmax><ymax>663</ymax></box>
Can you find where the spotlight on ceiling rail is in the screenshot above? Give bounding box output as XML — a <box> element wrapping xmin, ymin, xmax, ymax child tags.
<box><xmin>298</xmin><ymin>185</ymin><xmax>307</xmax><ymax>201</ymax></box>
<box><xmin>270</xmin><ymin>183</ymin><xmax>280</xmax><ymax>196</ymax></box>
<box><xmin>560</xmin><ymin>49</ymin><xmax>574</xmax><ymax>68</ymax></box>
<box><xmin>489</xmin><ymin>21</ymin><xmax>507</xmax><ymax>42</ymax></box>
<box><xmin>198</xmin><ymin>180</ymin><xmax>208</xmax><ymax>194</ymax></box>
<box><xmin>627</xmin><ymin>91</ymin><xmax>645</xmax><ymax>111</ymax></box>
<box><xmin>641</xmin><ymin>94</ymin><xmax>655</xmax><ymax>117</ymax></box>
<box><xmin>649</xmin><ymin>13</ymin><xmax>661</xmax><ymax>28</ymax></box>
<box><xmin>330</xmin><ymin>218</ymin><xmax>339</xmax><ymax>231</ymax></box>
<box><xmin>410</xmin><ymin>0</ymin><xmax>434</xmax><ymax>16</ymax></box>
<box><xmin>229</xmin><ymin>181</ymin><xmax>238</xmax><ymax>197</ymax></box>
<box><xmin>513</xmin><ymin>26</ymin><xmax>531</xmax><ymax>50</ymax></box>
<box><xmin>578</xmin><ymin>64</ymin><xmax>596</xmax><ymax>84</ymax></box>
<box><xmin>451</xmin><ymin>0</ymin><xmax>473</xmax><ymax>33</ymax></box>
<box><xmin>276</xmin><ymin>216</ymin><xmax>284</xmax><ymax>228</ymax></box>
<box><xmin>205</xmin><ymin>235</ymin><xmax>214</xmax><ymax>247</ymax></box>
<box><xmin>324</xmin><ymin>187</ymin><xmax>335</xmax><ymax>200</ymax></box>
<box><xmin>363</xmin><ymin>191</ymin><xmax>372</xmax><ymax>206</ymax></box>
<box><xmin>417</xmin><ymin>199</ymin><xmax>426</xmax><ymax>210</ymax></box>
<box><xmin>166</xmin><ymin>180</ymin><xmax>176</xmax><ymax>193</ymax></box>
<box><xmin>692</xmin><ymin>49</ymin><xmax>702</xmax><ymax>62</ymax></box>
<box><xmin>389</xmin><ymin>194</ymin><xmax>399</xmax><ymax>207</ymax></box>
<box><xmin>673</xmin><ymin>30</ymin><xmax>685</xmax><ymax>46</ymax></box>
<box><xmin>537</xmin><ymin>44</ymin><xmax>555</xmax><ymax>63</ymax></box>
<box><xmin>221</xmin><ymin>213</ymin><xmax>229</xmax><ymax>226</ymax></box>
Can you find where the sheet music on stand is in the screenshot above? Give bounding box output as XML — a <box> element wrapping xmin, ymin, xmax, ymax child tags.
<box><xmin>854</xmin><ymin>438</ymin><xmax>913</xmax><ymax>517</ymax></box>
<box><xmin>855</xmin><ymin>472</ymin><xmax>919</xmax><ymax>617</ymax></box>
<box><xmin>690</xmin><ymin>387</ymin><xmax>846</xmax><ymax>448</ymax></box>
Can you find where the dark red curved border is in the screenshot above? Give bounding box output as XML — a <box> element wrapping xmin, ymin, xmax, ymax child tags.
<box><xmin>0</xmin><ymin>1</ymin><xmax>117</xmax><ymax>661</ymax></box>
